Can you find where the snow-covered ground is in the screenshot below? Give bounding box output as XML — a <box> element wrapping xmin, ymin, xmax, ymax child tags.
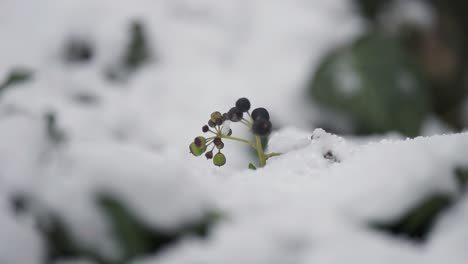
<box><xmin>0</xmin><ymin>0</ymin><xmax>467</xmax><ymax>263</ymax></box>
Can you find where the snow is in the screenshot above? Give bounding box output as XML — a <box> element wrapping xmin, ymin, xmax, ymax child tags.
<box><xmin>135</xmin><ymin>129</ymin><xmax>468</xmax><ymax>264</ymax></box>
<box><xmin>0</xmin><ymin>0</ymin><xmax>466</xmax><ymax>264</ymax></box>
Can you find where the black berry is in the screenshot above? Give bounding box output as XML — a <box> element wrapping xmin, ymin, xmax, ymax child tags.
<box><xmin>213</xmin><ymin>137</ymin><xmax>223</xmax><ymax>146</ymax></box>
<box><xmin>205</xmin><ymin>150</ymin><xmax>213</xmax><ymax>159</ymax></box>
<box><xmin>235</xmin><ymin>97</ymin><xmax>251</xmax><ymax>112</ymax></box>
<box><xmin>194</xmin><ymin>136</ymin><xmax>205</xmax><ymax>148</ymax></box>
<box><xmin>251</xmin><ymin>107</ymin><xmax>270</xmax><ymax>121</ymax></box>
<box><xmin>202</xmin><ymin>125</ymin><xmax>209</xmax><ymax>133</ymax></box>
<box><xmin>208</xmin><ymin>120</ymin><xmax>216</xmax><ymax>128</ymax></box>
<box><xmin>222</xmin><ymin>113</ymin><xmax>229</xmax><ymax>122</ymax></box>
<box><xmin>228</xmin><ymin>107</ymin><xmax>243</xmax><ymax>122</ymax></box>
<box><xmin>252</xmin><ymin>118</ymin><xmax>272</xmax><ymax>136</ymax></box>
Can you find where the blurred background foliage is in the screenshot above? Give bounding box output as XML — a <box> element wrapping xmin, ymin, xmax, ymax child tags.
<box><xmin>309</xmin><ymin>0</ymin><xmax>468</xmax><ymax>136</ymax></box>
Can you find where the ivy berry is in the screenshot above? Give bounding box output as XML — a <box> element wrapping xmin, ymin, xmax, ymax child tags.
<box><xmin>251</xmin><ymin>107</ymin><xmax>270</xmax><ymax>121</ymax></box>
<box><xmin>252</xmin><ymin>118</ymin><xmax>272</xmax><ymax>136</ymax></box>
<box><xmin>235</xmin><ymin>97</ymin><xmax>251</xmax><ymax>112</ymax></box>
<box><xmin>189</xmin><ymin>97</ymin><xmax>280</xmax><ymax>168</ymax></box>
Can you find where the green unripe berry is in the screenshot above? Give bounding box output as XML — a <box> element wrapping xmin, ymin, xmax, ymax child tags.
<box><xmin>189</xmin><ymin>142</ymin><xmax>206</xmax><ymax>156</ymax></box>
<box><xmin>213</xmin><ymin>152</ymin><xmax>226</xmax><ymax>166</ymax></box>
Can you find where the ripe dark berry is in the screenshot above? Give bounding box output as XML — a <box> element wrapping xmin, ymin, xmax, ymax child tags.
<box><xmin>216</xmin><ymin>141</ymin><xmax>224</xmax><ymax>149</ymax></box>
<box><xmin>235</xmin><ymin>97</ymin><xmax>251</xmax><ymax>112</ymax></box>
<box><xmin>208</xmin><ymin>120</ymin><xmax>216</xmax><ymax>128</ymax></box>
<box><xmin>215</xmin><ymin>118</ymin><xmax>223</xmax><ymax>126</ymax></box>
<box><xmin>251</xmin><ymin>107</ymin><xmax>270</xmax><ymax>121</ymax></box>
<box><xmin>202</xmin><ymin>125</ymin><xmax>209</xmax><ymax>133</ymax></box>
<box><xmin>226</xmin><ymin>128</ymin><xmax>232</xmax><ymax>136</ymax></box>
<box><xmin>228</xmin><ymin>107</ymin><xmax>243</xmax><ymax>122</ymax></box>
<box><xmin>252</xmin><ymin>118</ymin><xmax>272</xmax><ymax>136</ymax></box>
<box><xmin>213</xmin><ymin>137</ymin><xmax>223</xmax><ymax>147</ymax></box>
<box><xmin>194</xmin><ymin>136</ymin><xmax>206</xmax><ymax>148</ymax></box>
<box><xmin>205</xmin><ymin>150</ymin><xmax>213</xmax><ymax>159</ymax></box>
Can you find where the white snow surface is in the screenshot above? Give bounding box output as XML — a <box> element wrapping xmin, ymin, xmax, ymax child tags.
<box><xmin>0</xmin><ymin>0</ymin><xmax>466</xmax><ymax>264</ymax></box>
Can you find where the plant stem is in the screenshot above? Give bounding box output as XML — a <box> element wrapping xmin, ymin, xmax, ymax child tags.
<box><xmin>221</xmin><ymin>134</ymin><xmax>281</xmax><ymax>168</ymax></box>
<box><xmin>265</xmin><ymin>152</ymin><xmax>282</xmax><ymax>158</ymax></box>
<box><xmin>255</xmin><ymin>135</ymin><xmax>266</xmax><ymax>167</ymax></box>
<box><xmin>221</xmin><ymin>135</ymin><xmax>256</xmax><ymax>149</ymax></box>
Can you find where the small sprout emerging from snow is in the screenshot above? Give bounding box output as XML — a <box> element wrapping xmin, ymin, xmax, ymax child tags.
<box><xmin>189</xmin><ymin>97</ymin><xmax>280</xmax><ymax>168</ymax></box>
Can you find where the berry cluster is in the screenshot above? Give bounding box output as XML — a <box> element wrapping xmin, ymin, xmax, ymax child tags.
<box><xmin>189</xmin><ymin>97</ymin><xmax>279</xmax><ymax>168</ymax></box>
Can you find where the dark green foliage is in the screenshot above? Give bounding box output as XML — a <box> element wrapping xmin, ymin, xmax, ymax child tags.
<box><xmin>309</xmin><ymin>32</ymin><xmax>430</xmax><ymax>136</ymax></box>
<box><xmin>98</xmin><ymin>194</ymin><xmax>219</xmax><ymax>263</ymax></box>
<box><xmin>44</xmin><ymin>112</ymin><xmax>66</xmax><ymax>144</ymax></box>
<box><xmin>38</xmin><ymin>213</ymin><xmax>108</xmax><ymax>264</ymax></box>
<box><xmin>371</xmin><ymin>193</ymin><xmax>453</xmax><ymax>242</ymax></box>
<box><xmin>455</xmin><ymin>167</ymin><xmax>468</xmax><ymax>192</ymax></box>
<box><xmin>353</xmin><ymin>0</ymin><xmax>389</xmax><ymax>22</ymax></box>
<box><xmin>370</xmin><ymin>167</ymin><xmax>468</xmax><ymax>242</ymax></box>
<box><xmin>34</xmin><ymin>194</ymin><xmax>219</xmax><ymax>264</ymax></box>
<box><xmin>123</xmin><ymin>21</ymin><xmax>152</xmax><ymax>71</ymax></box>
<box><xmin>0</xmin><ymin>69</ymin><xmax>33</xmax><ymax>94</ymax></box>
<box><xmin>106</xmin><ymin>20</ymin><xmax>153</xmax><ymax>81</ymax></box>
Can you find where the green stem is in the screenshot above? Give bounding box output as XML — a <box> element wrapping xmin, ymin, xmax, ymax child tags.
<box><xmin>221</xmin><ymin>134</ymin><xmax>281</xmax><ymax>168</ymax></box>
<box><xmin>265</xmin><ymin>152</ymin><xmax>282</xmax><ymax>159</ymax></box>
<box><xmin>221</xmin><ymin>135</ymin><xmax>256</xmax><ymax>149</ymax></box>
<box><xmin>255</xmin><ymin>135</ymin><xmax>266</xmax><ymax>167</ymax></box>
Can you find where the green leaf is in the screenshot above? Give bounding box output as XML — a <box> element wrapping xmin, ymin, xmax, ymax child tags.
<box><xmin>308</xmin><ymin>32</ymin><xmax>429</xmax><ymax>136</ymax></box>
<box><xmin>0</xmin><ymin>69</ymin><xmax>33</xmax><ymax>93</ymax></box>
<box><xmin>98</xmin><ymin>194</ymin><xmax>220</xmax><ymax>262</ymax></box>
<box><xmin>371</xmin><ymin>193</ymin><xmax>453</xmax><ymax>242</ymax></box>
<box><xmin>455</xmin><ymin>167</ymin><xmax>468</xmax><ymax>192</ymax></box>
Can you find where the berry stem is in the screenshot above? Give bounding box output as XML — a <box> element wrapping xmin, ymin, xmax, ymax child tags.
<box><xmin>255</xmin><ymin>135</ymin><xmax>266</xmax><ymax>167</ymax></box>
<box><xmin>265</xmin><ymin>152</ymin><xmax>281</xmax><ymax>159</ymax></box>
<box><xmin>240</xmin><ymin>119</ymin><xmax>251</xmax><ymax>128</ymax></box>
<box><xmin>220</xmin><ymin>135</ymin><xmax>256</xmax><ymax>149</ymax></box>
